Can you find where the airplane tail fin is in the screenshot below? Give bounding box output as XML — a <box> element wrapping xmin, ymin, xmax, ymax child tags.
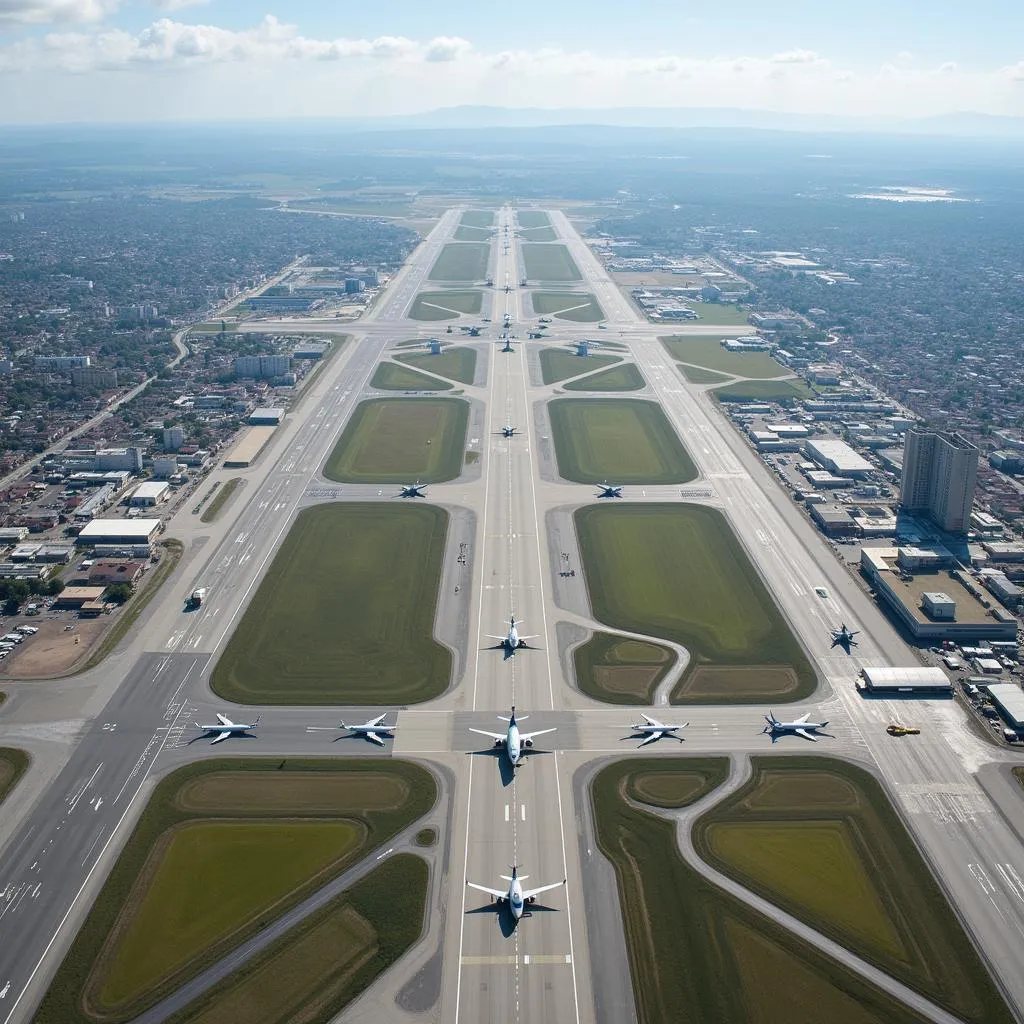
<box><xmin>339</xmin><ymin>720</ymin><xmax>348</xmax><ymax>730</ymax></box>
<box><xmin>253</xmin><ymin>715</ymin><xmax>261</xmax><ymax>727</ymax></box>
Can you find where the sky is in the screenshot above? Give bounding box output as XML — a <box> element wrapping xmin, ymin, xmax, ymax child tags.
<box><xmin>2</xmin><ymin>0</ymin><xmax>1024</xmax><ymax>124</ymax></box>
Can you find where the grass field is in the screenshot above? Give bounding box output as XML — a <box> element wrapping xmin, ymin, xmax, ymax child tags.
<box><xmin>518</xmin><ymin>225</ymin><xmax>557</xmax><ymax>241</ymax></box>
<box><xmin>540</xmin><ymin>348</ymin><xmax>619</xmax><ymax>384</ymax></box>
<box><xmin>409</xmin><ymin>290</ymin><xmax>482</xmax><ymax>321</ymax></box>
<box><xmin>564</xmin><ymin>363</ymin><xmax>646</xmax><ymax>392</ymax></box>
<box><xmin>371</xmin><ymin>363</ymin><xmax>452</xmax><ymax>391</ymax></box>
<box><xmin>460</xmin><ymin>210</ymin><xmax>494</xmax><ymax>228</ymax></box>
<box><xmin>714</xmin><ymin>379</ymin><xmax>815</xmax><ymax>403</ymax></box>
<box><xmin>166</xmin><ymin>854</ymin><xmax>428</xmax><ymax>1024</ymax></box>
<box><xmin>396</xmin><ymin>346</ymin><xmax>477</xmax><ymax>384</ymax></box>
<box><xmin>680</xmin><ymin>365</ymin><xmax>732</xmax><ymax>385</ymax></box>
<box><xmin>428</xmin><ymin>243</ymin><xmax>489</xmax><ymax>282</ymax></box>
<box><xmin>522</xmin><ymin>243</ymin><xmax>582</xmax><ymax>282</ymax></box>
<box><xmin>38</xmin><ymin>760</ymin><xmax>436</xmax><ymax>1024</ymax></box>
<box><xmin>0</xmin><ymin>747</ymin><xmax>29</xmax><ymax>805</ymax></box>
<box><xmin>549</xmin><ymin>399</ymin><xmax>698</xmax><ymax>485</ymax></box>
<box><xmin>531</xmin><ymin>291</ymin><xmax>605</xmax><ymax>322</ymax></box>
<box><xmin>575</xmin><ymin>504</ymin><xmax>815</xmax><ymax>701</ymax></box>
<box><xmin>573</xmin><ymin>632</ymin><xmax>676</xmax><ymax>704</ymax></box>
<box><xmin>662</xmin><ymin>337</ymin><xmax>789</xmax><ymax>378</ymax></box>
<box><xmin>453</xmin><ymin>225</ymin><xmax>490</xmax><ymax>241</ymax></box>
<box><xmin>324</xmin><ymin>398</ymin><xmax>468</xmax><ymax>483</ymax></box>
<box><xmin>199</xmin><ymin>477</ymin><xmax>241</xmax><ymax>524</ymax></box>
<box><xmin>517</xmin><ymin>210</ymin><xmax>550</xmax><ymax>228</ymax></box>
<box><xmin>211</xmin><ymin>504</ymin><xmax>451</xmax><ymax>704</ymax></box>
<box><xmin>592</xmin><ymin>758</ymin><xmax>929</xmax><ymax>1024</ymax></box>
<box><xmin>694</xmin><ymin>758</ymin><xmax>1014</xmax><ymax>1024</ymax></box>
<box><xmin>415</xmin><ymin>828</ymin><xmax>437</xmax><ymax>847</ymax></box>
<box><xmin>687</xmin><ymin>302</ymin><xmax>752</xmax><ymax>325</ymax></box>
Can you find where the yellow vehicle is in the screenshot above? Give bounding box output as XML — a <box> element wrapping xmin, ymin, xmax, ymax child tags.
<box><xmin>887</xmin><ymin>723</ymin><xmax>921</xmax><ymax>737</ymax></box>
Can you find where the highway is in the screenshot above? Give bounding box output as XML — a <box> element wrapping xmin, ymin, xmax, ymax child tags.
<box><xmin>0</xmin><ymin>202</ymin><xmax>1023</xmax><ymax>1024</ymax></box>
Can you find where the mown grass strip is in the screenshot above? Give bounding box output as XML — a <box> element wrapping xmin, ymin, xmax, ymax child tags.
<box><xmin>200</xmin><ymin>478</ymin><xmax>241</xmax><ymax>524</ymax></box>
<box><xmin>0</xmin><ymin>747</ymin><xmax>29</xmax><ymax>805</ymax></box>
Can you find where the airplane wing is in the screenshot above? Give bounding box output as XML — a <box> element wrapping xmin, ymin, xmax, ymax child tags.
<box><xmin>519</xmin><ymin>635</ymin><xmax>539</xmax><ymax>641</ymax></box>
<box><xmin>211</xmin><ymin>730</ymin><xmax>232</xmax><ymax>744</ymax></box>
<box><xmin>364</xmin><ymin>731</ymin><xmax>386</xmax><ymax>746</ymax></box>
<box><xmin>641</xmin><ymin>713</ymin><xmax>662</xmax><ymax>727</ymax></box>
<box><xmin>522</xmin><ymin>879</ymin><xmax>566</xmax><ymax>900</ymax></box>
<box><xmin>519</xmin><ymin>728</ymin><xmax>557</xmax><ymax>743</ymax></box>
<box><xmin>467</xmin><ymin>881</ymin><xmax>507</xmax><ymax>899</ymax></box>
<box><xmin>367</xmin><ymin>714</ymin><xmax>388</xmax><ymax>727</ymax></box>
<box><xmin>794</xmin><ymin>713</ymin><xmax>811</xmax><ymax>724</ymax></box>
<box><xmin>469</xmin><ymin>729</ymin><xmax>506</xmax><ymax>741</ymax></box>
<box><xmin>638</xmin><ymin>731</ymin><xmax>663</xmax><ymax>746</ymax></box>
<box><xmin>216</xmin><ymin>713</ymin><xmax>233</xmax><ymax>726</ymax></box>
<box><xmin>485</xmin><ymin>635</ymin><xmax>509</xmax><ymax>642</ymax></box>
<box><xmin>795</xmin><ymin>728</ymin><xmax>818</xmax><ymax>741</ymax></box>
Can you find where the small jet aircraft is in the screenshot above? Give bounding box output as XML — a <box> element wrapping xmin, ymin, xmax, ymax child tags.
<box><xmin>830</xmin><ymin>623</ymin><xmax>860</xmax><ymax>653</ymax></box>
<box><xmin>467</xmin><ymin>865</ymin><xmax>565</xmax><ymax>921</ymax></box>
<box><xmin>627</xmin><ymin>713</ymin><xmax>688</xmax><ymax>746</ymax></box>
<box><xmin>597</xmin><ymin>481</ymin><xmax>623</xmax><ymax>498</ymax></box>
<box><xmin>486</xmin><ymin>616</ymin><xmax>538</xmax><ymax>652</ymax></box>
<box><xmin>763</xmin><ymin>711</ymin><xmax>829</xmax><ymax>742</ymax></box>
<box><xmin>398</xmin><ymin>481</ymin><xmax>427</xmax><ymax>498</ymax></box>
<box><xmin>500</xmin><ymin>425</ymin><xmax>519</xmax><ymax>438</ymax></box>
<box><xmin>338</xmin><ymin>714</ymin><xmax>396</xmax><ymax>746</ymax></box>
<box><xmin>195</xmin><ymin>713</ymin><xmax>261</xmax><ymax>745</ymax></box>
<box><xmin>470</xmin><ymin>706</ymin><xmax>555</xmax><ymax>766</ymax></box>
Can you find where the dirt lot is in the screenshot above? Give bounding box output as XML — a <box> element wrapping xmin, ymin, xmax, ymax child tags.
<box><xmin>0</xmin><ymin>618</ymin><xmax>108</xmax><ymax>679</ymax></box>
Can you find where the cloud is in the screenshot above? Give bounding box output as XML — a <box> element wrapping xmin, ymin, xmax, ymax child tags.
<box><xmin>0</xmin><ymin>0</ymin><xmax>116</xmax><ymax>25</ymax></box>
<box><xmin>423</xmin><ymin>35</ymin><xmax>470</xmax><ymax>63</ymax></box>
<box><xmin>150</xmin><ymin>0</ymin><xmax>209</xmax><ymax>12</ymax></box>
<box><xmin>769</xmin><ymin>49</ymin><xmax>819</xmax><ymax>64</ymax></box>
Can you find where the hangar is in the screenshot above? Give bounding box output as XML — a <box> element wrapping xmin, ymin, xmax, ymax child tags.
<box><xmin>77</xmin><ymin>519</ymin><xmax>161</xmax><ymax>547</ymax></box>
<box><xmin>858</xmin><ymin>666</ymin><xmax>953</xmax><ymax>694</ymax></box>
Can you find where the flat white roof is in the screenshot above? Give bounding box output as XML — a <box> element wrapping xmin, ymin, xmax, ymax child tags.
<box><xmin>861</xmin><ymin>666</ymin><xmax>952</xmax><ymax>690</ymax></box>
<box><xmin>132</xmin><ymin>481</ymin><xmax>169</xmax><ymax>499</ymax></box>
<box><xmin>805</xmin><ymin>438</ymin><xmax>874</xmax><ymax>473</ymax></box>
<box><xmin>986</xmin><ymin>684</ymin><xmax>1024</xmax><ymax>727</ymax></box>
<box><xmin>78</xmin><ymin>519</ymin><xmax>161</xmax><ymax>541</ymax></box>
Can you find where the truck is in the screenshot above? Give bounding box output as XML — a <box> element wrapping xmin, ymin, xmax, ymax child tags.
<box><xmin>886</xmin><ymin>723</ymin><xmax>921</xmax><ymax>737</ymax></box>
<box><xmin>188</xmin><ymin>588</ymin><xmax>207</xmax><ymax>609</ymax></box>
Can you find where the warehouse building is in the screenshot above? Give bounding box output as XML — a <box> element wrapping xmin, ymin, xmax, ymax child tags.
<box><xmin>248</xmin><ymin>407</ymin><xmax>284</xmax><ymax>426</ymax></box>
<box><xmin>858</xmin><ymin>666</ymin><xmax>953</xmax><ymax>695</ymax></box>
<box><xmin>983</xmin><ymin>684</ymin><xmax>1024</xmax><ymax>732</ymax></box>
<box><xmin>129</xmin><ymin>481</ymin><xmax>170</xmax><ymax>507</ymax></box>
<box><xmin>804</xmin><ymin>438</ymin><xmax>874</xmax><ymax>477</ymax></box>
<box><xmin>54</xmin><ymin>586</ymin><xmax>107</xmax><ymax>609</ymax></box>
<box><xmin>224</xmin><ymin>426</ymin><xmax>277</xmax><ymax>468</ymax></box>
<box><xmin>77</xmin><ymin>519</ymin><xmax>161</xmax><ymax>547</ymax></box>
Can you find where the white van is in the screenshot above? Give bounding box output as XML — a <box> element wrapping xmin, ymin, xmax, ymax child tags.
<box><xmin>17</xmin><ymin>625</ymin><xmax>38</xmax><ymax>635</ymax></box>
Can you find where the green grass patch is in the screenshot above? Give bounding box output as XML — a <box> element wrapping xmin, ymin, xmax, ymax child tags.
<box><xmin>324</xmin><ymin>398</ymin><xmax>468</xmax><ymax>483</ymax></box>
<box><xmin>575</xmin><ymin>504</ymin><xmax>815</xmax><ymax>702</ymax></box>
<box><xmin>564</xmin><ymin>363</ymin><xmax>646</xmax><ymax>392</ymax></box>
<box><xmin>396</xmin><ymin>347</ymin><xmax>477</xmax><ymax>385</ymax></box>
<box><xmin>687</xmin><ymin>302</ymin><xmax>752</xmax><ymax>325</ymax></box>
<box><xmin>415</xmin><ymin>827</ymin><xmax>438</xmax><ymax>847</ymax></box>
<box><xmin>517</xmin><ymin>210</ymin><xmax>550</xmax><ymax>228</ymax></box>
<box><xmin>199</xmin><ymin>478</ymin><xmax>242</xmax><ymax>524</ymax></box>
<box><xmin>0</xmin><ymin>747</ymin><xmax>29</xmax><ymax>805</ymax></box>
<box><xmin>593</xmin><ymin>758</ymin><xmax>929</xmax><ymax>1024</ymax></box>
<box><xmin>694</xmin><ymin>758</ymin><xmax>1014</xmax><ymax>1024</ymax></box>
<box><xmin>519</xmin><ymin>225</ymin><xmax>557</xmax><ymax>241</ymax></box>
<box><xmin>460</xmin><ymin>210</ymin><xmax>494</xmax><ymax>228</ymax></box>
<box><xmin>662</xmin><ymin>337</ymin><xmax>788</xmax><ymax>379</ymax></box>
<box><xmin>532</xmin><ymin>291</ymin><xmax>604</xmax><ymax>322</ymax></box>
<box><xmin>211</xmin><ymin>503</ymin><xmax>450</xmax><ymax>703</ymax></box>
<box><xmin>573</xmin><ymin>632</ymin><xmax>676</xmax><ymax>704</ymax></box>
<box><xmin>549</xmin><ymin>399</ymin><xmax>698</xmax><ymax>485</ymax></box>
<box><xmin>371</xmin><ymin>362</ymin><xmax>452</xmax><ymax>391</ymax></box>
<box><xmin>714</xmin><ymin>379</ymin><xmax>814</xmax><ymax>404</ymax></box>
<box><xmin>409</xmin><ymin>290</ymin><xmax>482</xmax><ymax>321</ymax></box>
<box><xmin>38</xmin><ymin>760</ymin><xmax>436</xmax><ymax>1024</ymax></box>
<box><xmin>453</xmin><ymin>225</ymin><xmax>490</xmax><ymax>241</ymax></box>
<box><xmin>428</xmin><ymin>243</ymin><xmax>489</xmax><ymax>283</ymax></box>
<box><xmin>540</xmin><ymin>348</ymin><xmax>619</xmax><ymax>384</ymax></box>
<box><xmin>522</xmin><ymin>243</ymin><xmax>582</xmax><ymax>282</ymax></box>
<box><xmin>680</xmin><ymin>365</ymin><xmax>732</xmax><ymax>385</ymax></box>
<box><xmin>166</xmin><ymin>854</ymin><xmax>428</xmax><ymax>1024</ymax></box>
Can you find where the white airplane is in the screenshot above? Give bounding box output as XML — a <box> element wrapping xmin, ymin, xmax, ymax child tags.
<box><xmin>195</xmin><ymin>713</ymin><xmax>261</xmax><ymax>745</ymax></box>
<box><xmin>469</xmin><ymin>706</ymin><xmax>556</xmax><ymax>766</ymax></box>
<box><xmin>486</xmin><ymin>616</ymin><xmax>537</xmax><ymax>652</ymax></box>
<box><xmin>339</xmin><ymin>714</ymin><xmax>396</xmax><ymax>746</ymax></box>
<box><xmin>628</xmin><ymin>713</ymin><xmax>688</xmax><ymax>746</ymax></box>
<box><xmin>467</xmin><ymin>865</ymin><xmax>565</xmax><ymax>921</ymax></box>
<box><xmin>763</xmin><ymin>711</ymin><xmax>829</xmax><ymax>742</ymax></box>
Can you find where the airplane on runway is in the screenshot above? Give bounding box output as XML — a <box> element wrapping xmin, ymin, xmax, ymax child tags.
<box><xmin>763</xmin><ymin>711</ymin><xmax>829</xmax><ymax>742</ymax></box>
<box><xmin>195</xmin><ymin>713</ymin><xmax>261</xmax><ymax>744</ymax></box>
<box><xmin>830</xmin><ymin>623</ymin><xmax>860</xmax><ymax>653</ymax></box>
<box><xmin>338</xmin><ymin>714</ymin><xmax>396</xmax><ymax>746</ymax></box>
<box><xmin>486</xmin><ymin>616</ymin><xmax>538</xmax><ymax>652</ymax></box>
<box><xmin>597</xmin><ymin>481</ymin><xmax>623</xmax><ymax>498</ymax></box>
<box><xmin>499</xmin><ymin>425</ymin><xmax>519</xmax><ymax>438</ymax></box>
<box><xmin>469</xmin><ymin>706</ymin><xmax>555</xmax><ymax>766</ymax></box>
<box><xmin>627</xmin><ymin>713</ymin><xmax>688</xmax><ymax>746</ymax></box>
<box><xmin>398</xmin><ymin>481</ymin><xmax>427</xmax><ymax>498</ymax></box>
<box><xmin>467</xmin><ymin>865</ymin><xmax>565</xmax><ymax>921</ymax></box>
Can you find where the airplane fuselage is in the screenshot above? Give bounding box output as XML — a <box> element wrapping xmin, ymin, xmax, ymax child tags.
<box><xmin>508</xmin><ymin>877</ymin><xmax>526</xmax><ymax>919</ymax></box>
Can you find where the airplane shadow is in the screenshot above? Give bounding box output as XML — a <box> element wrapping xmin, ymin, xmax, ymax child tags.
<box><xmin>464</xmin><ymin>900</ymin><xmax>561</xmax><ymax>937</ymax></box>
<box><xmin>764</xmin><ymin>730</ymin><xmax>835</xmax><ymax>744</ymax></box>
<box><xmin>187</xmin><ymin>732</ymin><xmax>259</xmax><ymax>746</ymax></box>
<box><xmin>621</xmin><ymin>732</ymin><xmax>684</xmax><ymax>746</ymax></box>
<box><xmin>469</xmin><ymin>747</ymin><xmax>516</xmax><ymax>787</ymax></box>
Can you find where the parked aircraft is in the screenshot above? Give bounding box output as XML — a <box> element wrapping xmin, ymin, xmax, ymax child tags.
<box><xmin>830</xmin><ymin>624</ymin><xmax>860</xmax><ymax>653</ymax></box>
<box><xmin>486</xmin><ymin>616</ymin><xmax>537</xmax><ymax>652</ymax></box>
<box><xmin>597</xmin><ymin>481</ymin><xmax>623</xmax><ymax>498</ymax></box>
<box><xmin>194</xmin><ymin>713</ymin><xmax>260</xmax><ymax>745</ymax></box>
<box><xmin>763</xmin><ymin>711</ymin><xmax>829</xmax><ymax>742</ymax></box>
<box><xmin>470</xmin><ymin>706</ymin><xmax>555</xmax><ymax>766</ymax></box>
<box><xmin>398</xmin><ymin>481</ymin><xmax>427</xmax><ymax>498</ymax></box>
<box><xmin>500</xmin><ymin>425</ymin><xmax>519</xmax><ymax>438</ymax></box>
<box><xmin>627</xmin><ymin>713</ymin><xmax>688</xmax><ymax>746</ymax></box>
<box><xmin>339</xmin><ymin>714</ymin><xmax>396</xmax><ymax>746</ymax></box>
<box><xmin>467</xmin><ymin>865</ymin><xmax>565</xmax><ymax>921</ymax></box>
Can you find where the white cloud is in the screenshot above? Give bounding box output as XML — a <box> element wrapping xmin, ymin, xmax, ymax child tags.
<box><xmin>423</xmin><ymin>35</ymin><xmax>470</xmax><ymax>63</ymax></box>
<box><xmin>150</xmin><ymin>0</ymin><xmax>209</xmax><ymax>12</ymax></box>
<box><xmin>0</xmin><ymin>0</ymin><xmax>116</xmax><ymax>25</ymax></box>
<box><xmin>769</xmin><ymin>49</ymin><xmax>819</xmax><ymax>64</ymax></box>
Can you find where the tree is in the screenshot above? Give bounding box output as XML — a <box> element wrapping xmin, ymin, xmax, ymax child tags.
<box><xmin>103</xmin><ymin>583</ymin><xmax>133</xmax><ymax>605</ymax></box>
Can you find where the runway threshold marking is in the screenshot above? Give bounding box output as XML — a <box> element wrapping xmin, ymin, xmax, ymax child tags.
<box><xmin>460</xmin><ymin>955</ymin><xmax>518</xmax><ymax>966</ymax></box>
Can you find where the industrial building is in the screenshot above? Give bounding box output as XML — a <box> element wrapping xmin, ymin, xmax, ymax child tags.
<box><xmin>77</xmin><ymin>519</ymin><xmax>161</xmax><ymax>547</ymax></box>
<box><xmin>858</xmin><ymin>666</ymin><xmax>953</xmax><ymax>694</ymax></box>
<box><xmin>804</xmin><ymin>438</ymin><xmax>874</xmax><ymax>477</ymax></box>
<box><xmin>900</xmin><ymin>427</ymin><xmax>979</xmax><ymax>534</ymax></box>
<box><xmin>224</xmin><ymin>426</ymin><xmax>277</xmax><ymax>468</ymax></box>
<box><xmin>983</xmin><ymin>683</ymin><xmax>1024</xmax><ymax>731</ymax></box>
<box><xmin>54</xmin><ymin>586</ymin><xmax>107</xmax><ymax>609</ymax></box>
<box><xmin>129</xmin><ymin>481</ymin><xmax>170</xmax><ymax>507</ymax></box>
<box><xmin>151</xmin><ymin>457</ymin><xmax>180</xmax><ymax>479</ymax></box>
<box><xmin>248</xmin><ymin>408</ymin><xmax>284</xmax><ymax>426</ymax></box>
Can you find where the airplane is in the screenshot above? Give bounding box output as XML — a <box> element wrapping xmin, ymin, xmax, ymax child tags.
<box><xmin>597</xmin><ymin>481</ymin><xmax>623</xmax><ymax>498</ymax></box>
<box><xmin>763</xmin><ymin>711</ymin><xmax>829</xmax><ymax>742</ymax></box>
<box><xmin>338</xmin><ymin>714</ymin><xmax>396</xmax><ymax>746</ymax></box>
<box><xmin>627</xmin><ymin>713</ymin><xmax>688</xmax><ymax>746</ymax></box>
<box><xmin>470</xmin><ymin>706</ymin><xmax>555</xmax><ymax>766</ymax></box>
<box><xmin>194</xmin><ymin>713</ymin><xmax>261</xmax><ymax>744</ymax></box>
<box><xmin>467</xmin><ymin>865</ymin><xmax>565</xmax><ymax>921</ymax></box>
<box><xmin>499</xmin><ymin>425</ymin><xmax>519</xmax><ymax>438</ymax></box>
<box><xmin>830</xmin><ymin>623</ymin><xmax>860</xmax><ymax>653</ymax></box>
<box><xmin>486</xmin><ymin>615</ymin><xmax>538</xmax><ymax>652</ymax></box>
<box><xmin>398</xmin><ymin>481</ymin><xmax>427</xmax><ymax>498</ymax></box>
